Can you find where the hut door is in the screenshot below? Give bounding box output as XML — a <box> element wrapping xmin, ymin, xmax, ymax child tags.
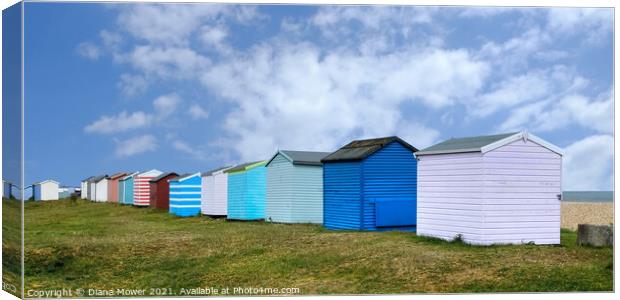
<box><xmin>374</xmin><ymin>198</ymin><xmax>416</xmax><ymax>227</ymax></box>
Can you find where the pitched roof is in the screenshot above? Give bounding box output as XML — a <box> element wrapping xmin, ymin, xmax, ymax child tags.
<box><xmin>88</xmin><ymin>175</ymin><xmax>107</xmax><ymax>183</ymax></box>
<box><xmin>81</xmin><ymin>176</ymin><xmax>95</xmax><ymax>182</ymax></box>
<box><xmin>562</xmin><ymin>191</ymin><xmax>614</xmax><ymax>202</ymax></box>
<box><xmin>109</xmin><ymin>172</ymin><xmax>128</xmax><ymax>180</ymax></box>
<box><xmin>321</xmin><ymin>136</ymin><xmax>418</xmax><ymax>162</ymax></box>
<box><xmin>416</xmin><ymin>132</ymin><xmax>517</xmax><ymax>156</ymax></box>
<box><xmin>34</xmin><ymin>179</ymin><xmax>60</xmax><ymax>185</ymax></box>
<box><xmin>225</xmin><ymin>161</ymin><xmax>267</xmax><ymax>173</ymax></box>
<box><xmin>266</xmin><ymin>150</ymin><xmax>331</xmax><ymax>167</ymax></box>
<box><xmin>202</xmin><ymin>165</ymin><xmax>233</xmax><ymax>176</ymax></box>
<box><xmin>120</xmin><ymin>171</ymin><xmax>140</xmax><ymax>181</ymax></box>
<box><xmin>169</xmin><ymin>172</ymin><xmax>201</xmax><ymax>182</ymax></box>
<box><xmin>416</xmin><ymin>131</ymin><xmax>563</xmax><ymax>156</ymax></box>
<box><xmin>93</xmin><ymin>175</ymin><xmax>109</xmax><ymax>183</ymax></box>
<box><xmin>149</xmin><ymin>172</ymin><xmax>179</xmax><ymax>183</ymax></box>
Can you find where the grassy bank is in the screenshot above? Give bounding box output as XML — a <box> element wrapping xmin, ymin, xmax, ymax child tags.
<box><xmin>10</xmin><ymin>199</ymin><xmax>614</xmax><ymax>295</ymax></box>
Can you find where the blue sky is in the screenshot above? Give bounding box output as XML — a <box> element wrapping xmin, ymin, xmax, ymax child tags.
<box><xmin>20</xmin><ymin>3</ymin><xmax>613</xmax><ymax>190</ymax></box>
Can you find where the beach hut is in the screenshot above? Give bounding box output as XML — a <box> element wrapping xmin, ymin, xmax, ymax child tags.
<box><xmin>265</xmin><ymin>150</ymin><xmax>329</xmax><ymax>224</ymax></box>
<box><xmin>133</xmin><ymin>169</ymin><xmax>163</xmax><ymax>206</ymax></box>
<box><xmin>86</xmin><ymin>175</ymin><xmax>106</xmax><ymax>201</ymax></box>
<box><xmin>200</xmin><ymin>166</ymin><xmax>233</xmax><ymax>216</ymax></box>
<box><xmin>80</xmin><ymin>176</ymin><xmax>93</xmax><ymax>199</ymax></box>
<box><xmin>94</xmin><ymin>175</ymin><xmax>110</xmax><ymax>202</ymax></box>
<box><xmin>32</xmin><ymin>180</ymin><xmax>60</xmax><ymax>201</ymax></box>
<box><xmin>87</xmin><ymin>176</ymin><xmax>99</xmax><ymax>201</ymax></box>
<box><xmin>321</xmin><ymin>136</ymin><xmax>419</xmax><ymax>231</ymax></box>
<box><xmin>169</xmin><ymin>173</ymin><xmax>202</xmax><ymax>217</ymax></box>
<box><xmin>415</xmin><ymin>131</ymin><xmax>563</xmax><ymax>245</ymax></box>
<box><xmin>201</xmin><ymin>166</ymin><xmax>234</xmax><ymax>216</ymax></box>
<box><xmin>118</xmin><ymin>172</ymin><xmax>139</xmax><ymax>205</ymax></box>
<box><xmin>226</xmin><ymin>161</ymin><xmax>267</xmax><ymax>221</ymax></box>
<box><xmin>107</xmin><ymin>172</ymin><xmax>127</xmax><ymax>203</ymax></box>
<box><xmin>3</xmin><ymin>180</ymin><xmax>14</xmax><ymax>199</ymax></box>
<box><xmin>149</xmin><ymin>172</ymin><xmax>178</xmax><ymax>210</ymax></box>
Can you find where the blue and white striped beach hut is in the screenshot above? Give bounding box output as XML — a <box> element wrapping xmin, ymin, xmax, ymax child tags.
<box><xmin>226</xmin><ymin>161</ymin><xmax>267</xmax><ymax>221</ymax></box>
<box><xmin>169</xmin><ymin>173</ymin><xmax>202</xmax><ymax>217</ymax></box>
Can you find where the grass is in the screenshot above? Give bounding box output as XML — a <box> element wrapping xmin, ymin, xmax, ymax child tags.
<box><xmin>3</xmin><ymin>198</ymin><xmax>614</xmax><ymax>295</ymax></box>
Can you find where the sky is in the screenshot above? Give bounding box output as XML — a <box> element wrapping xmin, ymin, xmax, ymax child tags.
<box><xmin>18</xmin><ymin>2</ymin><xmax>613</xmax><ymax>191</ymax></box>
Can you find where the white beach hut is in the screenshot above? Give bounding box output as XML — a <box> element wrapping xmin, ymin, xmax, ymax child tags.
<box><xmin>94</xmin><ymin>175</ymin><xmax>109</xmax><ymax>202</ymax></box>
<box><xmin>415</xmin><ymin>131</ymin><xmax>563</xmax><ymax>245</ymax></box>
<box><xmin>201</xmin><ymin>166</ymin><xmax>234</xmax><ymax>216</ymax></box>
<box><xmin>33</xmin><ymin>180</ymin><xmax>60</xmax><ymax>201</ymax></box>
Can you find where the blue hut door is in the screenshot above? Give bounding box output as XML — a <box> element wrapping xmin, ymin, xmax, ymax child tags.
<box><xmin>374</xmin><ymin>198</ymin><xmax>416</xmax><ymax>227</ymax></box>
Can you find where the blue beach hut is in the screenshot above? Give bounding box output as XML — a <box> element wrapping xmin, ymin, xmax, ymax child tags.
<box><xmin>265</xmin><ymin>150</ymin><xmax>329</xmax><ymax>224</ymax></box>
<box><xmin>226</xmin><ymin>161</ymin><xmax>267</xmax><ymax>221</ymax></box>
<box><xmin>169</xmin><ymin>173</ymin><xmax>202</xmax><ymax>217</ymax></box>
<box><xmin>321</xmin><ymin>136</ymin><xmax>419</xmax><ymax>231</ymax></box>
<box><xmin>118</xmin><ymin>172</ymin><xmax>139</xmax><ymax>205</ymax></box>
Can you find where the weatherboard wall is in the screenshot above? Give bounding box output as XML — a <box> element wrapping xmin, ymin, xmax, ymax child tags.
<box><xmin>119</xmin><ymin>176</ymin><xmax>135</xmax><ymax>205</ymax></box>
<box><xmin>87</xmin><ymin>182</ymin><xmax>96</xmax><ymax>201</ymax></box>
<box><xmin>227</xmin><ymin>165</ymin><xmax>266</xmax><ymax>220</ymax></box>
<box><xmin>323</xmin><ymin>161</ymin><xmax>362</xmax><ymax>229</ymax></box>
<box><xmin>417</xmin><ymin>139</ymin><xmax>561</xmax><ymax>245</ymax></box>
<box><xmin>323</xmin><ymin>142</ymin><xmax>417</xmax><ymax>231</ymax></box>
<box><xmin>481</xmin><ymin>139</ymin><xmax>561</xmax><ymax>244</ymax></box>
<box><xmin>107</xmin><ymin>177</ymin><xmax>123</xmax><ymax>203</ymax></box>
<box><xmin>134</xmin><ymin>170</ymin><xmax>162</xmax><ymax>206</ymax></box>
<box><xmin>361</xmin><ymin>142</ymin><xmax>417</xmax><ymax>231</ymax></box>
<box><xmin>202</xmin><ymin>170</ymin><xmax>229</xmax><ymax>216</ymax></box>
<box><xmin>266</xmin><ymin>154</ymin><xmax>294</xmax><ymax>222</ymax></box>
<box><xmin>416</xmin><ymin>152</ymin><xmax>485</xmax><ymax>243</ymax></box>
<box><xmin>95</xmin><ymin>179</ymin><xmax>108</xmax><ymax>202</ymax></box>
<box><xmin>266</xmin><ymin>154</ymin><xmax>323</xmax><ymax>224</ymax></box>
<box><xmin>150</xmin><ymin>174</ymin><xmax>177</xmax><ymax>210</ymax></box>
<box><xmin>80</xmin><ymin>181</ymin><xmax>88</xmax><ymax>199</ymax></box>
<box><xmin>169</xmin><ymin>174</ymin><xmax>202</xmax><ymax>217</ymax></box>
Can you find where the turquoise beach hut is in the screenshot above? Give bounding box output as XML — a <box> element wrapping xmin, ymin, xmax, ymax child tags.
<box><xmin>265</xmin><ymin>150</ymin><xmax>329</xmax><ymax>224</ymax></box>
<box><xmin>119</xmin><ymin>171</ymin><xmax>139</xmax><ymax>205</ymax></box>
<box><xmin>226</xmin><ymin>161</ymin><xmax>267</xmax><ymax>220</ymax></box>
<box><xmin>169</xmin><ymin>173</ymin><xmax>202</xmax><ymax>217</ymax></box>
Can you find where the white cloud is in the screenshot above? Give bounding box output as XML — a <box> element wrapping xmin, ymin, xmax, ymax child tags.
<box><xmin>115</xmin><ymin>135</ymin><xmax>157</xmax><ymax>157</ymax></box>
<box><xmin>563</xmin><ymin>134</ymin><xmax>613</xmax><ymax>190</ymax></box>
<box><xmin>201</xmin><ymin>42</ymin><xmax>486</xmax><ymax>160</ymax></box>
<box><xmin>116</xmin><ymin>4</ymin><xmax>263</xmax><ymax>46</ymax></box>
<box><xmin>76</xmin><ymin>42</ymin><xmax>101</xmax><ymax>60</ymax></box>
<box><xmin>458</xmin><ymin>7</ymin><xmax>516</xmax><ymax>18</ymax></box>
<box><xmin>473</xmin><ymin>65</ymin><xmax>589</xmax><ymax>118</ymax></box>
<box><xmin>188</xmin><ymin>104</ymin><xmax>209</xmax><ymax>120</ymax></box>
<box><xmin>500</xmin><ymin>89</ymin><xmax>613</xmax><ymax>134</ymax></box>
<box><xmin>199</xmin><ymin>25</ymin><xmax>231</xmax><ymax>54</ymax></box>
<box><xmin>311</xmin><ymin>6</ymin><xmax>441</xmax><ymax>55</ymax></box>
<box><xmin>153</xmin><ymin>93</ymin><xmax>182</xmax><ymax>118</ymax></box>
<box><xmin>172</xmin><ymin>140</ymin><xmax>208</xmax><ymax>160</ymax></box>
<box><xmin>99</xmin><ymin>30</ymin><xmax>122</xmax><ymax>49</ymax></box>
<box><xmin>547</xmin><ymin>8</ymin><xmax>613</xmax><ymax>45</ymax></box>
<box><xmin>84</xmin><ymin>111</ymin><xmax>152</xmax><ymax>134</ymax></box>
<box><xmin>122</xmin><ymin>45</ymin><xmax>210</xmax><ymax>79</ymax></box>
<box><xmin>117</xmin><ymin>73</ymin><xmax>148</xmax><ymax>98</ymax></box>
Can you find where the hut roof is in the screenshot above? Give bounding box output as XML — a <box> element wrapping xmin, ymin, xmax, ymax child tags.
<box><xmin>416</xmin><ymin>131</ymin><xmax>563</xmax><ymax>156</ymax></box>
<box><xmin>149</xmin><ymin>172</ymin><xmax>179</xmax><ymax>183</ymax></box>
<box><xmin>266</xmin><ymin>150</ymin><xmax>330</xmax><ymax>166</ymax></box>
<box><xmin>322</xmin><ymin>136</ymin><xmax>418</xmax><ymax>162</ymax></box>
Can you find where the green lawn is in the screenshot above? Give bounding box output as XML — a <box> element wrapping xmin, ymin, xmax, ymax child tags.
<box><xmin>4</xmin><ymin>198</ymin><xmax>614</xmax><ymax>295</ymax></box>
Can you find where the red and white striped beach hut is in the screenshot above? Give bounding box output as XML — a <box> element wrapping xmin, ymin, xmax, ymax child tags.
<box><xmin>133</xmin><ymin>169</ymin><xmax>163</xmax><ymax>206</ymax></box>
